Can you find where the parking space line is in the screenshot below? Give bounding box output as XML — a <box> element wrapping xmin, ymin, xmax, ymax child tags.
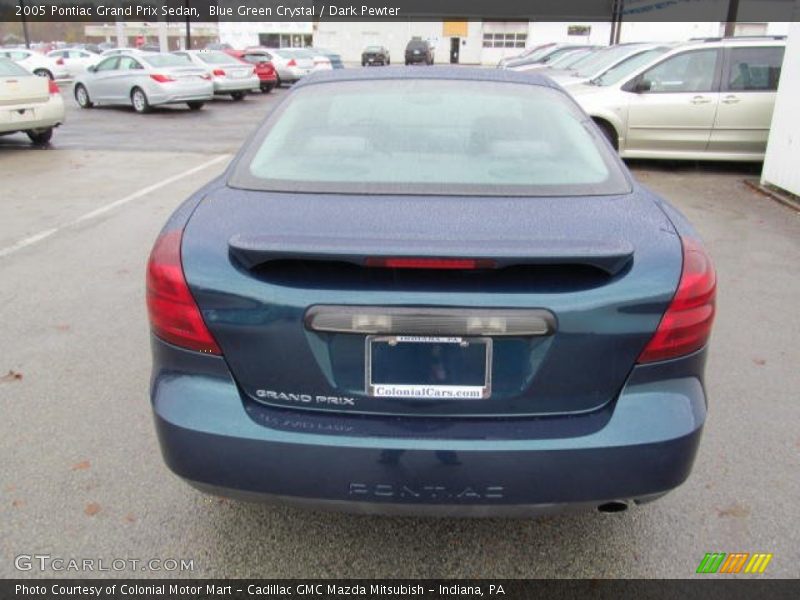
<box><xmin>0</xmin><ymin>154</ymin><xmax>230</xmax><ymax>259</ymax></box>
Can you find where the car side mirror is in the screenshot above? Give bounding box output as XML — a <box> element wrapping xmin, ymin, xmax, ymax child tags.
<box><xmin>622</xmin><ymin>77</ymin><xmax>651</xmax><ymax>93</ymax></box>
<box><xmin>87</xmin><ymin>65</ymin><xmax>97</xmax><ymax>73</ymax></box>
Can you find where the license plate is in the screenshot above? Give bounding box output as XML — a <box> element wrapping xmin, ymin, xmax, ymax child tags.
<box><xmin>11</xmin><ymin>108</ymin><xmax>34</xmax><ymax>122</ymax></box>
<box><xmin>366</xmin><ymin>336</ymin><xmax>492</xmax><ymax>400</ymax></box>
<box><xmin>368</xmin><ymin>58</ymin><xmax>374</xmax><ymax>62</ymax></box>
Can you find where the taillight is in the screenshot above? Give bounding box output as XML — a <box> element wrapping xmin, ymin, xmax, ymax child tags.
<box><xmin>48</xmin><ymin>79</ymin><xmax>60</xmax><ymax>94</ymax></box>
<box><xmin>212</xmin><ymin>68</ymin><xmax>226</xmax><ymax>77</ymax></box>
<box><xmin>146</xmin><ymin>229</ymin><xmax>221</xmax><ymax>355</ymax></box>
<box><xmin>286</xmin><ymin>59</ymin><xmax>297</xmax><ymax>67</ymax></box>
<box><xmin>55</xmin><ymin>57</ymin><xmax>64</xmax><ymax>65</ymax></box>
<box><xmin>150</xmin><ymin>74</ymin><xmax>176</xmax><ymax>83</ymax></box>
<box><xmin>365</xmin><ymin>257</ymin><xmax>496</xmax><ymax>270</ymax></box>
<box><xmin>637</xmin><ymin>238</ymin><xmax>716</xmax><ymax>363</ymax></box>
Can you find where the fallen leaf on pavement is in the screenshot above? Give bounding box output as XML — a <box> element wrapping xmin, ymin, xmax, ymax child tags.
<box><xmin>1</xmin><ymin>370</ymin><xmax>22</xmax><ymax>383</ymax></box>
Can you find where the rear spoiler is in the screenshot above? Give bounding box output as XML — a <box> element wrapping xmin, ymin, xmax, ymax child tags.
<box><xmin>228</xmin><ymin>234</ymin><xmax>634</xmax><ymax>276</ymax></box>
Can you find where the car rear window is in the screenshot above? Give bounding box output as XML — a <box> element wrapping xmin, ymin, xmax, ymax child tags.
<box><xmin>231</xmin><ymin>79</ymin><xmax>630</xmax><ymax>197</ymax></box>
<box><xmin>0</xmin><ymin>58</ymin><xmax>30</xmax><ymax>77</ymax></box>
<box><xmin>145</xmin><ymin>54</ymin><xmax>191</xmax><ymax>67</ymax></box>
<box><xmin>196</xmin><ymin>51</ymin><xmax>235</xmax><ymax>65</ymax></box>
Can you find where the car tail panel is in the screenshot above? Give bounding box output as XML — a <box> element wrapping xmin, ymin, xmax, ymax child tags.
<box><xmin>180</xmin><ymin>186</ymin><xmax>682</xmax><ymax>417</ymax></box>
<box><xmin>0</xmin><ymin>74</ymin><xmax>49</xmax><ymax>106</ymax></box>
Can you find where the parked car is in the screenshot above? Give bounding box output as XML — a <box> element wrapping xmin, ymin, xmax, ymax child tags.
<box><xmin>245</xmin><ymin>48</ymin><xmax>314</xmax><ymax>86</ymax></box>
<box><xmin>544</xmin><ymin>47</ymin><xmax>598</xmax><ymax>69</ymax></box>
<box><xmin>570</xmin><ymin>37</ymin><xmax>786</xmax><ymax>160</ymax></box>
<box><xmin>147</xmin><ymin>67</ymin><xmax>716</xmax><ymax>516</ymax></box>
<box><xmin>47</xmin><ymin>48</ymin><xmax>99</xmax><ymax>78</ymax></box>
<box><xmin>310</xmin><ymin>48</ymin><xmax>344</xmax><ymax>69</ymax></box>
<box><xmin>547</xmin><ymin>43</ymin><xmax>672</xmax><ymax>89</ymax></box>
<box><xmin>306</xmin><ymin>50</ymin><xmax>333</xmax><ymax>71</ymax></box>
<box><xmin>0</xmin><ymin>48</ymin><xmax>68</xmax><ymax>80</ymax></box>
<box><xmin>205</xmin><ymin>43</ymin><xmax>234</xmax><ymax>52</ymax></box>
<box><xmin>405</xmin><ymin>39</ymin><xmax>434</xmax><ymax>65</ymax></box>
<box><xmin>504</xmin><ymin>44</ymin><xmax>594</xmax><ymax>70</ymax></box>
<box><xmin>514</xmin><ymin>46</ymin><xmax>598</xmax><ymax>72</ymax></box>
<box><xmin>0</xmin><ymin>57</ymin><xmax>64</xmax><ymax>144</ymax></box>
<box><xmin>229</xmin><ymin>49</ymin><xmax>278</xmax><ymax>93</ymax></box>
<box><xmin>362</xmin><ymin>46</ymin><xmax>390</xmax><ymax>66</ymax></box>
<box><xmin>71</xmin><ymin>43</ymin><xmax>103</xmax><ymax>55</ymax></box>
<box><xmin>172</xmin><ymin>50</ymin><xmax>259</xmax><ymax>100</ymax></box>
<box><xmin>73</xmin><ymin>53</ymin><xmax>214</xmax><ymax>113</ymax></box>
<box><xmin>99</xmin><ymin>48</ymin><xmax>155</xmax><ymax>58</ymax></box>
<box><xmin>497</xmin><ymin>43</ymin><xmax>556</xmax><ymax>68</ymax></box>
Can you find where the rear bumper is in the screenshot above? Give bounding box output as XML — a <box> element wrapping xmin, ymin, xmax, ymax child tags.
<box><xmin>147</xmin><ymin>81</ymin><xmax>214</xmax><ymax>106</ymax></box>
<box><xmin>213</xmin><ymin>76</ymin><xmax>259</xmax><ymax>93</ymax></box>
<box><xmin>277</xmin><ymin>67</ymin><xmax>311</xmax><ymax>82</ymax></box>
<box><xmin>0</xmin><ymin>95</ymin><xmax>64</xmax><ymax>133</ymax></box>
<box><xmin>151</xmin><ymin>337</ymin><xmax>707</xmax><ymax>516</ymax></box>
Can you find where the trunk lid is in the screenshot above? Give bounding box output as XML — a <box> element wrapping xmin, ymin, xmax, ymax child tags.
<box><xmin>0</xmin><ymin>74</ymin><xmax>49</xmax><ymax>106</ymax></box>
<box><xmin>181</xmin><ymin>187</ymin><xmax>681</xmax><ymax>417</ymax></box>
<box><xmin>162</xmin><ymin>66</ymin><xmax>211</xmax><ymax>80</ymax></box>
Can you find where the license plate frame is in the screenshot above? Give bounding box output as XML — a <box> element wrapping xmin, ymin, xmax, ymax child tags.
<box><xmin>365</xmin><ymin>335</ymin><xmax>492</xmax><ymax>400</ymax></box>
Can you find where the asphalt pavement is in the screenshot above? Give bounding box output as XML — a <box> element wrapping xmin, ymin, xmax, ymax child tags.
<box><xmin>1</xmin><ymin>84</ymin><xmax>799</xmax><ymax>579</ymax></box>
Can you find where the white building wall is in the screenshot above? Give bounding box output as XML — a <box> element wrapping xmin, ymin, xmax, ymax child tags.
<box><xmin>765</xmin><ymin>21</ymin><xmax>791</xmax><ymax>35</ymax></box>
<box><xmin>528</xmin><ymin>22</ymin><xmax>612</xmax><ymax>45</ymax></box>
<box><xmin>761</xmin><ymin>21</ymin><xmax>800</xmax><ymax>196</ymax></box>
<box><xmin>617</xmin><ymin>21</ymin><xmax>720</xmax><ymax>42</ymax></box>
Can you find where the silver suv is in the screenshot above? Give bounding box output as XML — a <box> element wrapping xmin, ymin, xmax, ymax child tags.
<box><xmin>570</xmin><ymin>37</ymin><xmax>786</xmax><ymax>161</ymax></box>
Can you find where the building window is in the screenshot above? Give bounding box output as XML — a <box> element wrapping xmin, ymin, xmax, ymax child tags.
<box><xmin>259</xmin><ymin>33</ymin><xmax>312</xmax><ymax>48</ymax></box>
<box><xmin>259</xmin><ymin>34</ymin><xmax>280</xmax><ymax>48</ymax></box>
<box><xmin>483</xmin><ymin>33</ymin><xmax>526</xmax><ymax>48</ymax></box>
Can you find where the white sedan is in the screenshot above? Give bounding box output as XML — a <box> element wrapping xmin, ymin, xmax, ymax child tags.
<box><xmin>0</xmin><ymin>48</ymin><xmax>69</xmax><ymax>80</ymax></box>
<box><xmin>47</xmin><ymin>48</ymin><xmax>100</xmax><ymax>78</ymax></box>
<box><xmin>0</xmin><ymin>57</ymin><xmax>65</xmax><ymax>144</ymax></box>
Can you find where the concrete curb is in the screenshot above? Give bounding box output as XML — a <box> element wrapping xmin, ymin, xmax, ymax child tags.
<box><xmin>743</xmin><ymin>179</ymin><xmax>800</xmax><ymax>212</ymax></box>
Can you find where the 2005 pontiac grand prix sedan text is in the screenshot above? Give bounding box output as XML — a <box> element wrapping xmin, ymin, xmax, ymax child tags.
<box><xmin>146</xmin><ymin>68</ymin><xmax>716</xmax><ymax>516</ymax></box>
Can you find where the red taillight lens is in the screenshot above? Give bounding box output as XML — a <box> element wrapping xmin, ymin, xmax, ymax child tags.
<box><xmin>286</xmin><ymin>59</ymin><xmax>297</xmax><ymax>67</ymax></box>
<box><xmin>637</xmin><ymin>238</ymin><xmax>716</xmax><ymax>363</ymax></box>
<box><xmin>212</xmin><ymin>68</ymin><xmax>226</xmax><ymax>77</ymax></box>
<box><xmin>146</xmin><ymin>230</ymin><xmax>221</xmax><ymax>354</ymax></box>
<box><xmin>150</xmin><ymin>74</ymin><xmax>176</xmax><ymax>83</ymax></box>
<box><xmin>55</xmin><ymin>57</ymin><xmax>64</xmax><ymax>65</ymax></box>
<box><xmin>365</xmin><ymin>257</ymin><xmax>496</xmax><ymax>270</ymax></box>
<box><xmin>48</xmin><ymin>79</ymin><xmax>60</xmax><ymax>94</ymax></box>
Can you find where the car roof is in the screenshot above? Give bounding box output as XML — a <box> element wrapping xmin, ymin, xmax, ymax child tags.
<box><xmin>295</xmin><ymin>66</ymin><xmax>560</xmax><ymax>90</ymax></box>
<box><xmin>673</xmin><ymin>36</ymin><xmax>786</xmax><ymax>51</ymax></box>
